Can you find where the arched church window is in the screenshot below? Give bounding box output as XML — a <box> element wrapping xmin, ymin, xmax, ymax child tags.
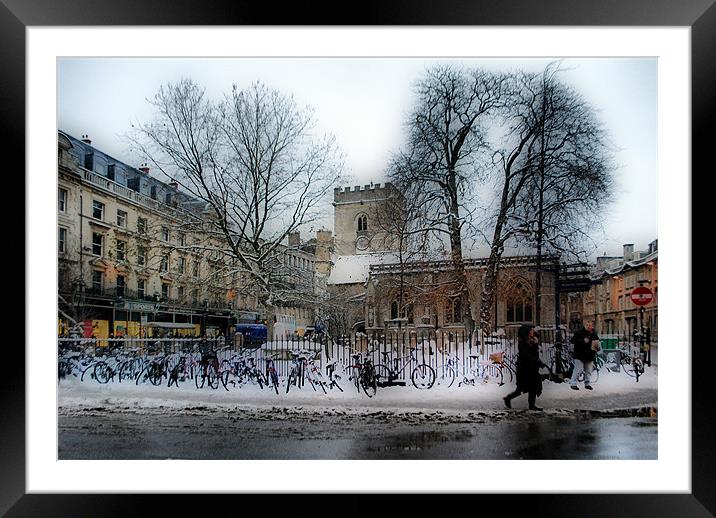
<box><xmin>357</xmin><ymin>214</ymin><xmax>368</xmax><ymax>232</ymax></box>
<box><xmin>506</xmin><ymin>281</ymin><xmax>534</xmax><ymax>323</ymax></box>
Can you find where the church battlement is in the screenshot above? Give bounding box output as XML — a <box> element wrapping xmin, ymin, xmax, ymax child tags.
<box><xmin>333</xmin><ymin>182</ymin><xmax>394</xmax><ymax>204</ymax></box>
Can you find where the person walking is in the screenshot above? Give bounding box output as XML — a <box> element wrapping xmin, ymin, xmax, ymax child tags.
<box><xmin>569</xmin><ymin>320</ymin><xmax>600</xmax><ymax>390</ymax></box>
<box><xmin>503</xmin><ymin>324</ymin><xmax>544</xmax><ymax>411</ymax></box>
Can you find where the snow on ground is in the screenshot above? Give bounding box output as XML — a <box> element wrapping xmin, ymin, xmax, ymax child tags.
<box><xmin>59</xmin><ymin>364</ymin><xmax>657</xmax><ymax>416</ymax></box>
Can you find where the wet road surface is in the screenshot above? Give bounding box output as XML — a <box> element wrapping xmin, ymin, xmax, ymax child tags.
<box><xmin>58</xmin><ymin>406</ymin><xmax>657</xmax><ymax>460</ymax></box>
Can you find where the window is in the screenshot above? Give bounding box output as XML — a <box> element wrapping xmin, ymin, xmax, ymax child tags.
<box><xmin>58</xmin><ymin>227</ymin><xmax>67</xmax><ymax>253</ymax></box>
<box><xmin>177</xmin><ymin>286</ymin><xmax>185</xmax><ymax>300</ymax></box>
<box><xmin>116</xmin><ymin>240</ymin><xmax>126</xmax><ymax>261</ymax></box>
<box><xmin>178</xmin><ymin>257</ymin><xmax>185</xmax><ymax>274</ymax></box>
<box><xmin>92</xmin><ymin>200</ymin><xmax>104</xmax><ymax>220</ymax></box>
<box><xmin>84</xmin><ymin>153</ymin><xmax>94</xmax><ymax>171</ymax></box>
<box><xmin>161</xmin><ymin>227</ymin><xmax>169</xmax><ymax>242</ymax></box>
<box><xmin>137</xmin><ymin>278</ymin><xmax>145</xmax><ymax>299</ymax></box>
<box><xmin>92</xmin><ymin>270</ymin><xmax>103</xmax><ymax>292</ymax></box>
<box><xmin>390</xmin><ymin>300</ymin><xmax>399</xmax><ymax>320</ymax></box>
<box><xmin>165</xmin><ymin>192</ymin><xmax>172</xmax><ymax>205</ymax></box>
<box><xmin>162</xmin><ymin>283</ymin><xmax>169</xmax><ymax>300</ymax></box>
<box><xmin>116</xmin><ymin>209</ymin><xmax>127</xmax><ymax>227</ymax></box>
<box><xmin>192</xmin><ymin>289</ymin><xmax>198</xmax><ymax>305</ymax></box>
<box><xmin>357</xmin><ymin>214</ymin><xmax>368</xmax><ymax>232</ymax></box>
<box><xmin>127</xmin><ymin>177</ymin><xmax>140</xmax><ymax>192</ymax></box>
<box><xmin>107</xmin><ymin>164</ymin><xmax>115</xmax><ymax>181</ymax></box>
<box><xmin>445</xmin><ymin>298</ymin><xmax>462</xmax><ymax>325</ymax></box>
<box><xmin>506</xmin><ymin>282</ymin><xmax>533</xmax><ymax>323</ymax></box>
<box><xmin>137</xmin><ymin>217</ymin><xmax>147</xmax><ymax>234</ymax></box>
<box><xmin>150</xmin><ymin>185</ymin><xmax>157</xmax><ymax>200</ymax></box>
<box><xmin>137</xmin><ymin>246</ymin><xmax>146</xmax><ymax>266</ymax></box>
<box><xmin>160</xmin><ymin>255</ymin><xmax>169</xmax><ymax>273</ymax></box>
<box><xmin>116</xmin><ymin>275</ymin><xmax>125</xmax><ymax>297</ymax></box>
<box><xmin>178</xmin><ymin>233</ymin><xmax>186</xmax><ymax>246</ymax></box>
<box><xmin>91</xmin><ymin>233</ymin><xmax>103</xmax><ymax>256</ymax></box>
<box><xmin>193</xmin><ymin>260</ymin><xmax>199</xmax><ymax>278</ymax></box>
<box><xmin>421</xmin><ymin>305</ymin><xmax>435</xmax><ymax>325</ymax></box>
<box><xmin>58</xmin><ymin>188</ymin><xmax>67</xmax><ymax>213</ymax></box>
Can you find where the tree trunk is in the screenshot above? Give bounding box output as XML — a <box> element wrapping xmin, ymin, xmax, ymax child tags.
<box><xmin>448</xmin><ymin>171</ymin><xmax>475</xmax><ymax>342</ymax></box>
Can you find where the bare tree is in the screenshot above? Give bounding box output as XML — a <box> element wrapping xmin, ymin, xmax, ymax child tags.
<box><xmin>128</xmin><ymin>79</ymin><xmax>343</xmax><ymax>337</ymax></box>
<box><xmin>369</xmin><ymin>174</ymin><xmax>439</xmax><ymax>325</ymax></box>
<box><xmin>391</xmin><ymin>65</ymin><xmax>506</xmax><ymax>338</ymax></box>
<box><xmin>478</xmin><ymin>65</ymin><xmax>614</xmax><ymax>332</ymax></box>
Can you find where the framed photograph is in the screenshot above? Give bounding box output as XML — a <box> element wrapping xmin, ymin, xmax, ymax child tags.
<box><xmin>8</xmin><ymin>0</ymin><xmax>707</xmax><ymax>513</ymax></box>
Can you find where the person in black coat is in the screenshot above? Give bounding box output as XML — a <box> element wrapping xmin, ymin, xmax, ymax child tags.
<box><xmin>503</xmin><ymin>324</ymin><xmax>544</xmax><ymax>411</ymax></box>
<box><xmin>568</xmin><ymin>320</ymin><xmax>600</xmax><ymax>390</ymax></box>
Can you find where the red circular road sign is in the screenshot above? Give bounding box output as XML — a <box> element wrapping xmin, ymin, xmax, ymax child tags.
<box><xmin>630</xmin><ymin>286</ymin><xmax>654</xmax><ymax>306</ymax></box>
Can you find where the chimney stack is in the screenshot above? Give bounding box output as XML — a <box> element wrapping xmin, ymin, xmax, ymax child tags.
<box><xmin>169</xmin><ymin>180</ymin><xmax>179</xmax><ymax>190</ymax></box>
<box><xmin>288</xmin><ymin>231</ymin><xmax>300</xmax><ymax>247</ymax></box>
<box><xmin>623</xmin><ymin>243</ymin><xmax>634</xmax><ymax>261</ymax></box>
<box><xmin>81</xmin><ymin>134</ymin><xmax>92</xmax><ymax>145</ymax></box>
<box><xmin>138</xmin><ymin>163</ymin><xmax>150</xmax><ymax>174</ymax></box>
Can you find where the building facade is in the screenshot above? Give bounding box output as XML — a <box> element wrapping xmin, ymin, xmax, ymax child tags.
<box><xmin>581</xmin><ymin>241</ymin><xmax>658</xmax><ymax>341</ymax></box>
<box><xmin>57</xmin><ymin>131</ymin><xmax>322</xmax><ymax>339</ymax></box>
<box><xmin>326</xmin><ymin>183</ymin><xmax>559</xmax><ymax>336</ymax></box>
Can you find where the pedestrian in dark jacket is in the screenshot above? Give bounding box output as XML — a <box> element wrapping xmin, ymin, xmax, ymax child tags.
<box><xmin>503</xmin><ymin>324</ymin><xmax>544</xmax><ymax>411</ymax></box>
<box><xmin>568</xmin><ymin>320</ymin><xmax>600</xmax><ymax>390</ymax></box>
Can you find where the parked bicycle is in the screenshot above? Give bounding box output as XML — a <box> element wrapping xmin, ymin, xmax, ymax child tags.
<box><xmin>374</xmin><ymin>346</ymin><xmax>436</xmax><ymax>389</ymax></box>
<box><xmin>263</xmin><ymin>354</ymin><xmax>280</xmax><ymax>395</ymax></box>
<box><xmin>345</xmin><ymin>346</ymin><xmax>378</xmax><ymax>397</ymax></box>
<box><xmin>194</xmin><ymin>353</ymin><xmax>229</xmax><ymax>390</ymax></box>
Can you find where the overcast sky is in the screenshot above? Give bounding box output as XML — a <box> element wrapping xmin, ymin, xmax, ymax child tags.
<box><xmin>58</xmin><ymin>57</ymin><xmax>657</xmax><ymax>260</ymax></box>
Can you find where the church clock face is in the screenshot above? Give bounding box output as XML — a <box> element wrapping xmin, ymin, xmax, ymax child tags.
<box><xmin>356</xmin><ymin>236</ymin><xmax>370</xmax><ymax>251</ymax></box>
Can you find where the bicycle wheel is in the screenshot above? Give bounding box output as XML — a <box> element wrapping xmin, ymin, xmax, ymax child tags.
<box><xmin>286</xmin><ymin>370</ymin><xmax>297</xmax><ymax>394</ymax></box>
<box><xmin>58</xmin><ymin>360</ymin><xmax>70</xmax><ymax>380</ymax></box>
<box><xmin>306</xmin><ymin>375</ymin><xmax>317</xmax><ymax>392</ymax></box>
<box><xmin>93</xmin><ymin>361</ymin><xmax>112</xmax><ymax>384</ymax></box>
<box><xmin>623</xmin><ymin>358</ymin><xmax>637</xmax><ymax>377</ymax></box>
<box><xmin>361</xmin><ymin>367</ymin><xmax>377</xmax><ymax>398</ymax></box>
<box><xmin>207</xmin><ymin>368</ymin><xmax>220</xmax><ymax>389</ymax></box>
<box><xmin>149</xmin><ymin>363</ymin><xmax>164</xmax><ymax>386</ymax></box>
<box><xmin>373</xmin><ymin>363</ymin><xmax>391</xmax><ymax>385</ymax></box>
<box><xmin>254</xmin><ymin>369</ymin><xmax>266</xmax><ymax>389</ymax></box>
<box><xmin>118</xmin><ymin>359</ymin><xmax>135</xmax><ymax>383</ymax></box>
<box><xmin>625</xmin><ymin>358</ymin><xmax>644</xmax><ymax>378</ymax></box>
<box><xmin>195</xmin><ymin>369</ymin><xmax>206</xmax><ymax>388</ymax></box>
<box><xmin>80</xmin><ymin>364</ymin><xmax>95</xmax><ymax>382</ymax></box>
<box><xmin>219</xmin><ymin>369</ymin><xmax>231</xmax><ymax>391</ymax></box>
<box><xmin>436</xmin><ymin>365</ymin><xmax>456</xmax><ymax>388</ymax></box>
<box><xmin>411</xmin><ymin>364</ymin><xmax>436</xmax><ymax>389</ymax></box>
<box><xmin>135</xmin><ymin>365</ymin><xmax>148</xmax><ymax>385</ymax></box>
<box><xmin>486</xmin><ymin>363</ymin><xmax>505</xmax><ymax>386</ymax></box>
<box><xmin>270</xmin><ymin>371</ymin><xmax>279</xmax><ymax>394</ymax></box>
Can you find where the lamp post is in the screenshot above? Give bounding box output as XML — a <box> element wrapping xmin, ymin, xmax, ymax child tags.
<box><xmin>201</xmin><ymin>299</ymin><xmax>209</xmax><ymax>337</ymax></box>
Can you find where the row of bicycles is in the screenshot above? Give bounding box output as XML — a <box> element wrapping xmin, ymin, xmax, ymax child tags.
<box><xmin>57</xmin><ymin>339</ymin><xmax>650</xmax><ymax>400</ymax></box>
<box><xmin>57</xmin><ymin>345</ymin><xmax>383</xmax><ymax>397</ymax></box>
<box><xmin>542</xmin><ymin>341</ymin><xmax>648</xmax><ymax>383</ymax></box>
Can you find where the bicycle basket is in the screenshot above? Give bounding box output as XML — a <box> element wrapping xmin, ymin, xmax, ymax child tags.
<box><xmin>488</xmin><ymin>351</ymin><xmax>504</xmax><ymax>364</ymax></box>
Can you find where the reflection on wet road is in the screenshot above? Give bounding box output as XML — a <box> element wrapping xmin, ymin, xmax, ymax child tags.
<box><xmin>59</xmin><ymin>409</ymin><xmax>657</xmax><ymax>460</ymax></box>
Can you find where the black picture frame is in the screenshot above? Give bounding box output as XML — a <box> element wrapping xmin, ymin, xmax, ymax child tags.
<box><xmin>5</xmin><ymin>0</ymin><xmax>706</xmax><ymax>514</ymax></box>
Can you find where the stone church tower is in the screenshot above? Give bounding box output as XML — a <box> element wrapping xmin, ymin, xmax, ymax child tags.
<box><xmin>332</xmin><ymin>183</ymin><xmax>402</xmax><ymax>256</ymax></box>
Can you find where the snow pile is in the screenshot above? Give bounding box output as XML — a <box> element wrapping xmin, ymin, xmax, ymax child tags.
<box><xmin>58</xmin><ymin>362</ymin><xmax>657</xmax><ymax>414</ymax></box>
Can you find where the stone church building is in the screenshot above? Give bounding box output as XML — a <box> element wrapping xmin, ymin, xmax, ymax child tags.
<box><xmin>325</xmin><ymin>183</ymin><xmax>559</xmax><ymax>336</ymax></box>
